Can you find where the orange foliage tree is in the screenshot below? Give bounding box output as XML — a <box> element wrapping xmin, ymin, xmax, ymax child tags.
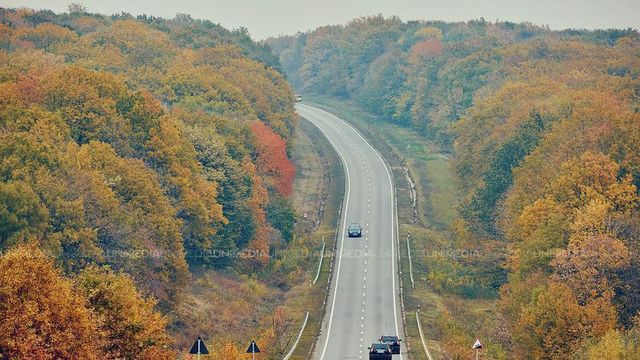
<box><xmin>250</xmin><ymin>121</ymin><xmax>296</xmax><ymax>197</ymax></box>
<box><xmin>76</xmin><ymin>266</ymin><xmax>177</xmax><ymax>359</ymax></box>
<box><xmin>514</xmin><ymin>282</ymin><xmax>617</xmax><ymax>359</ymax></box>
<box><xmin>0</xmin><ymin>244</ymin><xmax>103</xmax><ymax>359</ymax></box>
<box><xmin>409</xmin><ymin>38</ymin><xmax>443</xmax><ymax>63</ymax></box>
<box><xmin>242</xmin><ymin>157</ymin><xmax>271</xmax><ymax>265</ymax></box>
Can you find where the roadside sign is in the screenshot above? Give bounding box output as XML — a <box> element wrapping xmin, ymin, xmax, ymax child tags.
<box><xmin>472</xmin><ymin>338</ymin><xmax>483</xmax><ymax>360</ymax></box>
<box><xmin>189</xmin><ymin>336</ymin><xmax>209</xmax><ymax>355</ymax></box>
<box><xmin>246</xmin><ymin>340</ymin><xmax>261</xmax><ymax>353</ymax></box>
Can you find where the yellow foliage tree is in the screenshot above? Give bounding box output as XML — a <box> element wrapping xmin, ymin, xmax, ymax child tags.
<box><xmin>515</xmin><ymin>282</ymin><xmax>617</xmax><ymax>359</ymax></box>
<box><xmin>0</xmin><ymin>244</ymin><xmax>103</xmax><ymax>359</ymax></box>
<box><xmin>76</xmin><ymin>266</ymin><xmax>177</xmax><ymax>359</ymax></box>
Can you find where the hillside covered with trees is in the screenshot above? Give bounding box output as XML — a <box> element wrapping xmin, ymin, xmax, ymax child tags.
<box><xmin>268</xmin><ymin>16</ymin><xmax>640</xmax><ymax>358</ymax></box>
<box><xmin>0</xmin><ymin>6</ymin><xmax>301</xmax><ymax>358</ymax></box>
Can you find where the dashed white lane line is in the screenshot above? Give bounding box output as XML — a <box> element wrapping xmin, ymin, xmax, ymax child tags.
<box><xmin>361</xmin><ymin>239</ymin><xmax>368</xmax><ymax>352</ymax></box>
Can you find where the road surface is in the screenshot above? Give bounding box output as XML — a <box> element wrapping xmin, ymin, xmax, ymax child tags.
<box><xmin>296</xmin><ymin>103</ymin><xmax>405</xmax><ymax>360</ymax></box>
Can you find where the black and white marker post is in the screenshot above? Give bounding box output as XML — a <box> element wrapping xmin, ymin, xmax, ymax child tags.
<box><xmin>246</xmin><ymin>340</ymin><xmax>261</xmax><ymax>360</ymax></box>
<box><xmin>189</xmin><ymin>336</ymin><xmax>209</xmax><ymax>360</ymax></box>
<box><xmin>472</xmin><ymin>338</ymin><xmax>483</xmax><ymax>360</ymax></box>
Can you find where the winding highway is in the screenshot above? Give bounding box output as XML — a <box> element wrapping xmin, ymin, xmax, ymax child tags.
<box><xmin>296</xmin><ymin>104</ymin><xmax>405</xmax><ymax>360</ymax></box>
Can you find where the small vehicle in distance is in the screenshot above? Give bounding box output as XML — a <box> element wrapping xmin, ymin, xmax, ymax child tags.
<box><xmin>379</xmin><ymin>335</ymin><xmax>401</xmax><ymax>354</ymax></box>
<box><xmin>347</xmin><ymin>223</ymin><xmax>363</xmax><ymax>237</ymax></box>
<box><xmin>294</xmin><ymin>94</ymin><xmax>303</xmax><ymax>102</ymax></box>
<box><xmin>368</xmin><ymin>342</ymin><xmax>392</xmax><ymax>360</ymax></box>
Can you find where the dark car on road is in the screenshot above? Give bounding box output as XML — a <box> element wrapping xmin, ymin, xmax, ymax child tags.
<box><xmin>379</xmin><ymin>335</ymin><xmax>401</xmax><ymax>354</ymax></box>
<box><xmin>347</xmin><ymin>223</ymin><xmax>363</xmax><ymax>237</ymax></box>
<box><xmin>368</xmin><ymin>342</ymin><xmax>392</xmax><ymax>360</ymax></box>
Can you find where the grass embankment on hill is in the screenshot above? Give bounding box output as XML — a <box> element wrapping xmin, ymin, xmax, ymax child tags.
<box><xmin>286</xmin><ymin>116</ymin><xmax>345</xmax><ymax>359</ymax></box>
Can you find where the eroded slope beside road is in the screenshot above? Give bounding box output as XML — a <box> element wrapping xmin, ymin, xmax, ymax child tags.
<box><xmin>296</xmin><ymin>104</ymin><xmax>405</xmax><ymax>360</ymax></box>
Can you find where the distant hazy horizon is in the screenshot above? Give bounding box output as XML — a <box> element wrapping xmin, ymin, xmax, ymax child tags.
<box><xmin>3</xmin><ymin>0</ymin><xmax>639</xmax><ymax>40</ymax></box>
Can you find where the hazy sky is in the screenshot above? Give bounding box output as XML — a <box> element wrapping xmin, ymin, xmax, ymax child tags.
<box><xmin>4</xmin><ymin>0</ymin><xmax>639</xmax><ymax>40</ymax></box>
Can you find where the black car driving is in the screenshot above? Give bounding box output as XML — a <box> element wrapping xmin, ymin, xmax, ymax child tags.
<box><xmin>368</xmin><ymin>342</ymin><xmax>392</xmax><ymax>360</ymax></box>
<box><xmin>379</xmin><ymin>335</ymin><xmax>401</xmax><ymax>354</ymax></box>
<box><xmin>347</xmin><ymin>222</ymin><xmax>363</xmax><ymax>237</ymax></box>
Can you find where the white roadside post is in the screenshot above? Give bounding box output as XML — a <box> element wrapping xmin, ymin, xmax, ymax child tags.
<box><xmin>472</xmin><ymin>338</ymin><xmax>483</xmax><ymax>360</ymax></box>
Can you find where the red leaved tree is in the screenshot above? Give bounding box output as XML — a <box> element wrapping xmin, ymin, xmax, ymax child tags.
<box><xmin>250</xmin><ymin>121</ymin><xmax>295</xmax><ymax>197</ymax></box>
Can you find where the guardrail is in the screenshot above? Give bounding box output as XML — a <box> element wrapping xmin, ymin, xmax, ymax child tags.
<box><xmin>416</xmin><ymin>309</ymin><xmax>434</xmax><ymax>360</ymax></box>
<box><xmin>283</xmin><ymin>311</ymin><xmax>310</xmax><ymax>360</ymax></box>
<box><xmin>407</xmin><ymin>233</ymin><xmax>415</xmax><ymax>288</ymax></box>
<box><xmin>312</xmin><ymin>238</ymin><xmax>326</xmax><ymax>285</ymax></box>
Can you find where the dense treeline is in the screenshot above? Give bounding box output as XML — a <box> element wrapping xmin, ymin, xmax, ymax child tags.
<box><xmin>0</xmin><ymin>6</ymin><xmax>299</xmax><ymax>358</ymax></box>
<box><xmin>269</xmin><ymin>16</ymin><xmax>640</xmax><ymax>358</ymax></box>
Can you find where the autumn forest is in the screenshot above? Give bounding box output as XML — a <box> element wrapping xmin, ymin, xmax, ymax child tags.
<box><xmin>1</xmin><ymin>4</ymin><xmax>639</xmax><ymax>360</ymax></box>
<box><xmin>0</xmin><ymin>6</ymin><xmax>299</xmax><ymax>359</ymax></box>
<box><xmin>268</xmin><ymin>16</ymin><xmax>640</xmax><ymax>359</ymax></box>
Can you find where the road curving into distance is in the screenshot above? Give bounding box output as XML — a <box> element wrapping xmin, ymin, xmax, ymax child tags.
<box><xmin>296</xmin><ymin>103</ymin><xmax>405</xmax><ymax>360</ymax></box>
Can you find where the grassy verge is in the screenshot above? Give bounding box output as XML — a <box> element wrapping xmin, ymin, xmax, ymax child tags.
<box><xmin>303</xmin><ymin>94</ymin><xmax>457</xmax><ymax>359</ymax></box>
<box><xmin>285</xmin><ymin>116</ymin><xmax>345</xmax><ymax>359</ymax></box>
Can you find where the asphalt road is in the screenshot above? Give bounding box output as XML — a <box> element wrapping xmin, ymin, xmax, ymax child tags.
<box><xmin>296</xmin><ymin>103</ymin><xmax>405</xmax><ymax>360</ymax></box>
